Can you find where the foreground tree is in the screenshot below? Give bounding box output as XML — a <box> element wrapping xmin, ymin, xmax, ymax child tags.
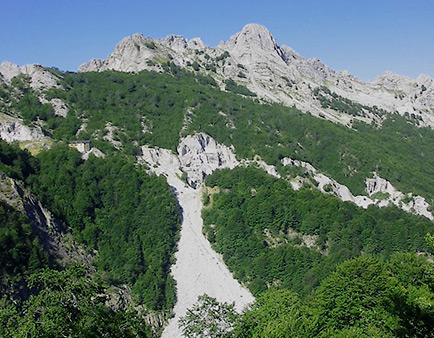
<box><xmin>179</xmin><ymin>294</ymin><xmax>239</xmax><ymax>338</ymax></box>
<box><xmin>180</xmin><ymin>254</ymin><xmax>434</xmax><ymax>337</ymax></box>
<box><xmin>233</xmin><ymin>289</ymin><xmax>315</xmax><ymax>338</ymax></box>
<box><xmin>0</xmin><ymin>265</ymin><xmax>151</xmax><ymax>338</ymax></box>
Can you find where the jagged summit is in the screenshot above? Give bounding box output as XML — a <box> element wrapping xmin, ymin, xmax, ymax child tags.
<box><xmin>222</xmin><ymin>23</ymin><xmax>278</xmax><ymax>52</ymax></box>
<box><xmin>3</xmin><ymin>23</ymin><xmax>432</xmax><ymax>129</ymax></box>
<box><xmin>159</xmin><ymin>35</ymin><xmax>188</xmax><ymax>53</ymax></box>
<box><xmin>0</xmin><ymin>60</ymin><xmax>61</xmax><ymax>91</ymax></box>
<box><xmin>75</xmin><ymin>24</ymin><xmax>434</xmax><ymax>128</ymax></box>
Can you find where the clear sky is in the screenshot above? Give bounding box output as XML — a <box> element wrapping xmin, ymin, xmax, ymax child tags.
<box><xmin>1</xmin><ymin>0</ymin><xmax>433</xmax><ymax>81</ymax></box>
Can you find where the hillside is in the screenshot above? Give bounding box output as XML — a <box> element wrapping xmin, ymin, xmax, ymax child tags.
<box><xmin>0</xmin><ymin>23</ymin><xmax>434</xmax><ymax>337</ymax></box>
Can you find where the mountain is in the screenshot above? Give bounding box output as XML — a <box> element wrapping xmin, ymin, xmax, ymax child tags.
<box><xmin>1</xmin><ymin>23</ymin><xmax>434</xmax><ymax>338</ymax></box>
<box><xmin>79</xmin><ymin>23</ymin><xmax>434</xmax><ymax>128</ymax></box>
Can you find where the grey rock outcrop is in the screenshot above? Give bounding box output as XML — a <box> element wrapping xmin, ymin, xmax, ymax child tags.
<box><xmin>0</xmin><ymin>61</ymin><xmax>69</xmax><ymax>129</ymax></box>
<box><xmin>78</xmin><ymin>34</ymin><xmax>169</xmax><ymax>73</ymax></box>
<box><xmin>0</xmin><ymin>173</ymin><xmax>91</xmax><ymax>265</ymax></box>
<box><xmin>177</xmin><ymin>133</ymin><xmax>239</xmax><ymax>188</ymax></box>
<box><xmin>0</xmin><ymin>113</ymin><xmax>52</xmax><ymax>154</ymax></box>
<box><xmin>0</xmin><ymin>61</ymin><xmax>61</xmax><ymax>91</ymax></box>
<box><xmin>281</xmin><ymin>158</ymin><xmax>433</xmax><ymax>220</ymax></box>
<box><xmin>139</xmin><ymin>133</ymin><xmax>239</xmax><ymax>189</ymax></box>
<box><xmin>0</xmin><ymin>113</ymin><xmax>45</xmax><ymax>142</ymax></box>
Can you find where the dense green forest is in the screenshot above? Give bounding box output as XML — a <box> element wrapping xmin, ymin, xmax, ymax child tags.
<box><xmin>203</xmin><ymin>167</ymin><xmax>434</xmax><ymax>296</ymax></box>
<box><xmin>23</xmin><ymin>66</ymin><xmax>434</xmax><ymax>203</ymax></box>
<box><xmin>182</xmin><ymin>253</ymin><xmax>433</xmax><ymax>337</ymax></box>
<box><xmin>0</xmin><ymin>265</ymin><xmax>153</xmax><ymax>338</ymax></box>
<box><xmin>2</xmin><ymin>66</ymin><xmax>434</xmax><ymax>337</ymax></box>
<box><xmin>29</xmin><ymin>144</ymin><xmax>180</xmax><ymax>309</ymax></box>
<box><xmin>0</xmin><ymin>201</ymin><xmax>50</xmax><ymax>293</ymax></box>
<box><xmin>0</xmin><ymin>141</ymin><xmax>180</xmax><ymax>336</ymax></box>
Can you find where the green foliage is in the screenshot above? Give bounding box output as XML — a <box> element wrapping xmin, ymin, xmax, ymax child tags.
<box><xmin>216</xmin><ymin>51</ymin><xmax>230</xmax><ymax>62</ymax></box>
<box><xmin>8</xmin><ymin>75</ymin><xmax>79</xmax><ymax>139</ymax></box>
<box><xmin>426</xmin><ymin>233</ymin><xmax>434</xmax><ymax>249</ymax></box>
<box><xmin>312</xmin><ymin>256</ymin><xmax>398</xmax><ymax>333</ymax></box>
<box><xmin>30</xmin><ymin>145</ymin><xmax>180</xmax><ymax>310</ymax></box>
<box><xmin>179</xmin><ymin>294</ymin><xmax>239</xmax><ymax>338</ymax></box>
<box><xmin>4</xmin><ymin>61</ymin><xmax>434</xmax><ymax>338</ymax></box>
<box><xmin>203</xmin><ymin>167</ymin><xmax>434</xmax><ymax>296</ymax></box>
<box><xmin>232</xmin><ymin>254</ymin><xmax>434</xmax><ymax>338</ymax></box>
<box><xmin>371</xmin><ymin>191</ymin><xmax>391</xmax><ymax>200</ymax></box>
<box><xmin>224</xmin><ymin>79</ymin><xmax>256</xmax><ymax>97</ymax></box>
<box><xmin>233</xmin><ymin>289</ymin><xmax>314</xmax><ymax>338</ymax></box>
<box><xmin>144</xmin><ymin>41</ymin><xmax>157</xmax><ymax>49</ymax></box>
<box><xmin>0</xmin><ymin>265</ymin><xmax>152</xmax><ymax>338</ymax></box>
<box><xmin>313</xmin><ymin>86</ymin><xmax>386</xmax><ymax>118</ymax></box>
<box><xmin>192</xmin><ymin>61</ymin><xmax>200</xmax><ymax>71</ymax></box>
<box><xmin>34</xmin><ymin>68</ymin><xmax>434</xmax><ymax>203</ymax></box>
<box><xmin>0</xmin><ymin>201</ymin><xmax>50</xmax><ymax>289</ymax></box>
<box><xmin>48</xmin><ymin>69</ymin><xmax>220</xmax><ymax>151</ymax></box>
<box><xmin>0</xmin><ymin>140</ymin><xmax>39</xmax><ymax>181</ymax></box>
<box><xmin>312</xmin><ymin>254</ymin><xmax>434</xmax><ymax>337</ymax></box>
<box><xmin>12</xmin><ymin>91</ymin><xmax>54</xmax><ymax>123</ymax></box>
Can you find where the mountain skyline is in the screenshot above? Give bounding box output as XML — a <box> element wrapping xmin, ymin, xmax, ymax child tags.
<box><xmin>1</xmin><ymin>0</ymin><xmax>434</xmax><ymax>81</ymax></box>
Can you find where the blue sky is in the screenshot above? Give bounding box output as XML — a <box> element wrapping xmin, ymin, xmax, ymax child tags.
<box><xmin>1</xmin><ymin>0</ymin><xmax>433</xmax><ymax>81</ymax></box>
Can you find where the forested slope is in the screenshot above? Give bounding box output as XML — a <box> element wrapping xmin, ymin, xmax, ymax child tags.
<box><xmin>0</xmin><ymin>141</ymin><xmax>180</xmax><ymax>336</ymax></box>
<box><xmin>2</xmin><ymin>65</ymin><xmax>434</xmax><ymax>337</ymax></box>
<box><xmin>33</xmin><ymin>67</ymin><xmax>434</xmax><ymax>202</ymax></box>
<box><xmin>203</xmin><ymin>167</ymin><xmax>434</xmax><ymax>296</ymax></box>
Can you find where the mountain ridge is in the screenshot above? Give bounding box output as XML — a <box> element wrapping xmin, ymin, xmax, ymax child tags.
<box><xmin>75</xmin><ymin>23</ymin><xmax>434</xmax><ymax>129</ymax></box>
<box><xmin>2</xmin><ymin>24</ymin><xmax>434</xmax><ymax>129</ymax></box>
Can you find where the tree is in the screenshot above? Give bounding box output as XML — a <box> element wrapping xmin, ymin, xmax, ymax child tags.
<box><xmin>426</xmin><ymin>233</ymin><xmax>434</xmax><ymax>249</ymax></box>
<box><xmin>233</xmin><ymin>289</ymin><xmax>314</xmax><ymax>338</ymax></box>
<box><xmin>0</xmin><ymin>265</ymin><xmax>151</xmax><ymax>338</ymax></box>
<box><xmin>179</xmin><ymin>294</ymin><xmax>239</xmax><ymax>338</ymax></box>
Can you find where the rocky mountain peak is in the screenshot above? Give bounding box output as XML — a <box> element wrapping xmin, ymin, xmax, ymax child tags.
<box><xmin>187</xmin><ymin>37</ymin><xmax>205</xmax><ymax>50</ymax></box>
<box><xmin>159</xmin><ymin>35</ymin><xmax>188</xmax><ymax>53</ymax></box>
<box><xmin>373</xmin><ymin>71</ymin><xmax>412</xmax><ymax>86</ymax></box>
<box><xmin>76</xmin><ymin>24</ymin><xmax>434</xmax><ymax>129</ymax></box>
<box><xmin>0</xmin><ymin>60</ymin><xmax>21</xmax><ymax>82</ymax></box>
<box><xmin>78</xmin><ymin>32</ymin><xmax>164</xmax><ymax>73</ymax></box>
<box><xmin>223</xmin><ymin>23</ymin><xmax>279</xmax><ymax>53</ymax></box>
<box><xmin>0</xmin><ymin>61</ymin><xmax>60</xmax><ymax>91</ymax></box>
<box><xmin>115</xmin><ymin>33</ymin><xmax>148</xmax><ymax>53</ymax></box>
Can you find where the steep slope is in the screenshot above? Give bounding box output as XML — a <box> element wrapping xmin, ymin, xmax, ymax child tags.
<box><xmin>0</xmin><ymin>61</ymin><xmax>60</xmax><ymax>91</ymax></box>
<box><xmin>9</xmin><ymin>68</ymin><xmax>434</xmax><ymax>214</ymax></box>
<box><xmin>0</xmin><ymin>172</ymin><xmax>90</xmax><ymax>265</ymax></box>
<box><xmin>138</xmin><ymin>134</ymin><xmax>254</xmax><ymax>338</ymax></box>
<box><xmin>79</xmin><ymin>23</ymin><xmax>434</xmax><ymax>128</ymax></box>
<box><xmin>202</xmin><ymin>167</ymin><xmax>434</xmax><ymax>297</ymax></box>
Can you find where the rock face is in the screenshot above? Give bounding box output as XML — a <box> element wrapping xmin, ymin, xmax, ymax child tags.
<box><xmin>142</xmin><ymin>133</ymin><xmax>433</xmax><ymax>221</ymax></box>
<box><xmin>78</xmin><ymin>24</ymin><xmax>434</xmax><ymax>128</ymax></box>
<box><xmin>0</xmin><ymin>61</ymin><xmax>69</xmax><ymax>140</ymax></box>
<box><xmin>177</xmin><ymin>133</ymin><xmax>239</xmax><ymax>188</ymax></box>
<box><xmin>0</xmin><ymin>173</ymin><xmax>90</xmax><ymax>265</ymax></box>
<box><xmin>140</xmin><ymin>133</ymin><xmax>239</xmax><ymax>189</ymax></box>
<box><xmin>78</xmin><ymin>34</ymin><xmax>169</xmax><ymax>73</ymax></box>
<box><xmin>0</xmin><ymin>113</ymin><xmax>45</xmax><ymax>142</ymax></box>
<box><xmin>0</xmin><ymin>61</ymin><xmax>60</xmax><ymax>91</ymax></box>
<box><xmin>0</xmin><ymin>113</ymin><xmax>52</xmax><ymax>155</ymax></box>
